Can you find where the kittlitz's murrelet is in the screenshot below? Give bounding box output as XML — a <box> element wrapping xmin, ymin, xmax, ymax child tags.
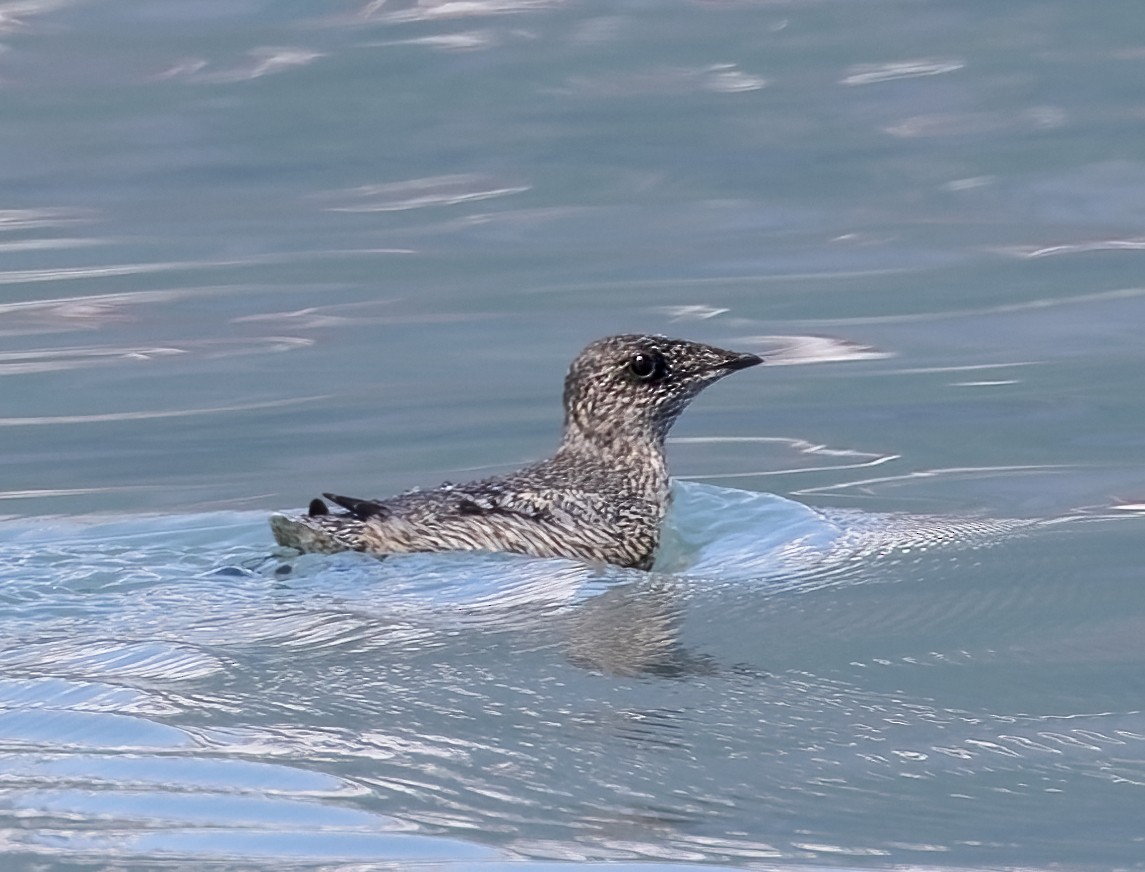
<box><xmin>269</xmin><ymin>334</ymin><xmax>762</xmax><ymax>569</ymax></box>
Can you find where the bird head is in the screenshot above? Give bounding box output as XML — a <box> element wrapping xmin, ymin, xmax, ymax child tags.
<box><xmin>561</xmin><ymin>334</ymin><xmax>762</xmax><ymax>451</ymax></box>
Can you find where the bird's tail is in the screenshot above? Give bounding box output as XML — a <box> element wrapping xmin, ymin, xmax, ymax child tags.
<box><xmin>269</xmin><ymin>512</ymin><xmax>366</xmax><ymax>554</ymax></box>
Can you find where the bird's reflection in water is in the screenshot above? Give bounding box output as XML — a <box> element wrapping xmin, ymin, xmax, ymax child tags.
<box><xmin>565</xmin><ymin>575</ymin><xmax>720</xmax><ymax>678</ymax></box>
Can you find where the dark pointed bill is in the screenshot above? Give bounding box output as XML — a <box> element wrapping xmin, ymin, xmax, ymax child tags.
<box><xmin>722</xmin><ymin>352</ymin><xmax>764</xmax><ymax>371</ymax></box>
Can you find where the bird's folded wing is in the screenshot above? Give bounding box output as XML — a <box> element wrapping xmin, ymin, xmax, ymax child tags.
<box><xmin>322</xmin><ymin>492</ymin><xmax>390</xmax><ymax>520</ymax></box>
<box><xmin>449</xmin><ymin>487</ymin><xmax>642</xmax><ymax>535</ymax></box>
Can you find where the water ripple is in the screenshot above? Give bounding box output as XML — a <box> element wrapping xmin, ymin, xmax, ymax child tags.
<box><xmin>2</xmin><ymin>640</ymin><xmax>225</xmax><ymax>682</ymax></box>
<box><xmin>0</xmin><ymin>237</ymin><xmax>104</xmax><ymax>253</ymax></box>
<box><xmin>731</xmin><ymin>333</ymin><xmax>892</xmax><ymax>366</ymax></box>
<box><xmin>1004</xmin><ymin>237</ymin><xmax>1145</xmax><ymax>258</ymax></box>
<box><xmin>840</xmin><ymin>58</ymin><xmax>964</xmax><ymax>86</ymax></box>
<box><xmin>0</xmin><ymin>394</ymin><xmax>328</xmax><ymax>426</ymax></box>
<box><xmin>554</xmin><ymin>63</ymin><xmax>767</xmax><ymax>97</ymax></box>
<box><xmin>365</xmin><ymin>0</ymin><xmax>561</xmax><ymax>25</ymax></box>
<box><xmin>159</xmin><ymin>47</ymin><xmax>324</xmax><ymax>83</ymax></box>
<box><xmin>3</xmin><ymin>788</ymin><xmax>386</xmax><ymax>829</ymax></box>
<box><xmin>320</xmin><ymin>173</ymin><xmax>530</xmax><ymax>212</ymax></box>
<box><xmin>0</xmin><ymin>710</ymin><xmax>192</xmax><ymax>751</ymax></box>
<box><xmin>0</xmin><ymin>207</ymin><xmax>94</xmax><ymax>230</ymax></box>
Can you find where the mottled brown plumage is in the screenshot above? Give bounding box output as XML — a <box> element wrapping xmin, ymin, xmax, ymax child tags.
<box><xmin>269</xmin><ymin>334</ymin><xmax>761</xmax><ymax>569</ymax></box>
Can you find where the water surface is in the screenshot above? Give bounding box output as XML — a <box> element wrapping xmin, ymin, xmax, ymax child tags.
<box><xmin>3</xmin><ymin>1</ymin><xmax>1145</xmax><ymax>869</ymax></box>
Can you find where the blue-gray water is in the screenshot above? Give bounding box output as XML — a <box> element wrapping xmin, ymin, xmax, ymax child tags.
<box><xmin>3</xmin><ymin>1</ymin><xmax>1145</xmax><ymax>870</ymax></box>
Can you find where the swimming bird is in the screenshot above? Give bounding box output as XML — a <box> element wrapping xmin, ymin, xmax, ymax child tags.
<box><xmin>269</xmin><ymin>334</ymin><xmax>762</xmax><ymax>569</ymax></box>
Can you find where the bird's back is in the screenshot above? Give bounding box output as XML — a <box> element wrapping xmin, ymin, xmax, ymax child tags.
<box><xmin>270</xmin><ymin>454</ymin><xmax>666</xmax><ymax>569</ymax></box>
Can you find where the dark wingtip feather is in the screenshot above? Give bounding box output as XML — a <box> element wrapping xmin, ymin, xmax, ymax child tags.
<box><xmin>308</xmin><ymin>498</ymin><xmax>329</xmax><ymax>517</ymax></box>
<box><xmin>322</xmin><ymin>492</ymin><xmax>390</xmax><ymax>520</ymax></box>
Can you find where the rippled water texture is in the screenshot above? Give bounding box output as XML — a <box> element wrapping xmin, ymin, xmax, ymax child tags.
<box><xmin>2</xmin><ymin>483</ymin><xmax>1138</xmax><ymax>869</ymax></box>
<box><xmin>3</xmin><ymin>1</ymin><xmax>1145</xmax><ymax>870</ymax></box>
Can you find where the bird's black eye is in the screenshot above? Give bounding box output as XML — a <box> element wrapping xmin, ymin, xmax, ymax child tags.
<box><xmin>628</xmin><ymin>351</ymin><xmax>666</xmax><ymax>382</ymax></box>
